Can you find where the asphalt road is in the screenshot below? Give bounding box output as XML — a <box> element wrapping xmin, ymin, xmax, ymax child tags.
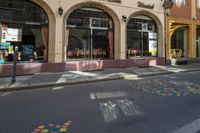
<box><xmin>1</xmin><ymin>71</ymin><xmax>200</xmax><ymax>133</ymax></box>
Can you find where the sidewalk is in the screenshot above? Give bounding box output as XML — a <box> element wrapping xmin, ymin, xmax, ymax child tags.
<box><xmin>1</xmin><ymin>63</ymin><xmax>200</xmax><ymax>92</ymax></box>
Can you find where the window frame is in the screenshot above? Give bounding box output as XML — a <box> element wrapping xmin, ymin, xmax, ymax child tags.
<box><xmin>174</xmin><ymin>0</ymin><xmax>186</xmax><ymax>6</ymax></box>
<box><xmin>197</xmin><ymin>0</ymin><xmax>200</xmax><ymax>8</ymax></box>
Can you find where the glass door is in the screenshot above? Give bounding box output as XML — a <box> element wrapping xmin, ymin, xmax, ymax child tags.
<box><xmin>142</xmin><ymin>32</ymin><xmax>149</xmax><ymax>57</ymax></box>
<box><xmin>67</xmin><ymin>28</ymin><xmax>91</xmax><ymax>60</ymax></box>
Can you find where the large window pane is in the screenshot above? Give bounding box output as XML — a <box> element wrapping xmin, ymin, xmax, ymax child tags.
<box><xmin>196</xmin><ymin>28</ymin><xmax>200</xmax><ymax>57</ymax></box>
<box><xmin>0</xmin><ymin>0</ymin><xmax>48</xmax><ymax>63</ymax></box>
<box><xmin>127</xmin><ymin>15</ymin><xmax>157</xmax><ymax>58</ymax></box>
<box><xmin>67</xmin><ymin>28</ymin><xmax>90</xmax><ymax>59</ymax></box>
<box><xmin>171</xmin><ymin>28</ymin><xmax>184</xmax><ymax>58</ymax></box>
<box><xmin>93</xmin><ymin>30</ymin><xmax>113</xmax><ymax>59</ymax></box>
<box><xmin>66</xmin><ymin>8</ymin><xmax>114</xmax><ymax>60</ymax></box>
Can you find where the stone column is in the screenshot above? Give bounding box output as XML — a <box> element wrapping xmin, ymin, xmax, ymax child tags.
<box><xmin>117</xmin><ymin>21</ymin><xmax>126</xmax><ymax>60</ymax></box>
<box><xmin>166</xmin><ymin>17</ymin><xmax>171</xmax><ymax>59</ymax></box>
<box><xmin>191</xmin><ymin>0</ymin><xmax>196</xmax><ymax>20</ymax></box>
<box><xmin>188</xmin><ymin>24</ymin><xmax>196</xmax><ymax>58</ymax></box>
<box><xmin>48</xmin><ymin>17</ymin><xmax>64</xmax><ymax>63</ymax></box>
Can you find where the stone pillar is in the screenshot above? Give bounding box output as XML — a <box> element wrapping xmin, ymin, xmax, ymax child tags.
<box><xmin>48</xmin><ymin>17</ymin><xmax>64</xmax><ymax>63</ymax></box>
<box><xmin>188</xmin><ymin>24</ymin><xmax>196</xmax><ymax>58</ymax></box>
<box><xmin>118</xmin><ymin>21</ymin><xmax>126</xmax><ymax>60</ymax></box>
<box><xmin>191</xmin><ymin>0</ymin><xmax>196</xmax><ymax>20</ymax></box>
<box><xmin>166</xmin><ymin>17</ymin><xmax>171</xmax><ymax>59</ymax></box>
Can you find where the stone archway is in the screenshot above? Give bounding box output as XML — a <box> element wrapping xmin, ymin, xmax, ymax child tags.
<box><xmin>127</xmin><ymin>10</ymin><xmax>164</xmax><ymax>57</ymax></box>
<box><xmin>170</xmin><ymin>26</ymin><xmax>188</xmax><ymax>58</ymax></box>
<box><xmin>63</xmin><ymin>1</ymin><xmax>121</xmax><ymax>60</ymax></box>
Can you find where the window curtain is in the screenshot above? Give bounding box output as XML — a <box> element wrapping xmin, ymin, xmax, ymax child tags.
<box><xmin>66</xmin><ymin>29</ymin><xmax>70</xmax><ymax>59</ymax></box>
<box><xmin>108</xmin><ymin>31</ymin><xmax>114</xmax><ymax>58</ymax></box>
<box><xmin>66</xmin><ymin>29</ymin><xmax>69</xmax><ymax>50</ymax></box>
<box><xmin>41</xmin><ymin>26</ymin><xmax>48</xmax><ymax>61</ymax></box>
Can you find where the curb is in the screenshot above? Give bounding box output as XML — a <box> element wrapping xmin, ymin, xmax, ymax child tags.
<box><xmin>0</xmin><ymin>68</ymin><xmax>200</xmax><ymax>92</ymax></box>
<box><xmin>0</xmin><ymin>75</ymin><xmax>126</xmax><ymax>92</ymax></box>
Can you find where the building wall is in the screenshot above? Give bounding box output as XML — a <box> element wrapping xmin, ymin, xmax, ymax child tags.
<box><xmin>166</xmin><ymin>0</ymin><xmax>200</xmax><ymax>60</ymax></box>
<box><xmin>30</xmin><ymin>0</ymin><xmax>165</xmax><ymax>63</ymax></box>
<box><xmin>170</xmin><ymin>0</ymin><xmax>191</xmax><ymax>19</ymax></box>
<box><xmin>0</xmin><ymin>0</ymin><xmax>167</xmax><ymax>76</ymax></box>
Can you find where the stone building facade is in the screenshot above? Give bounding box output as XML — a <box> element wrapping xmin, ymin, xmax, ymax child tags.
<box><xmin>0</xmin><ymin>0</ymin><xmax>165</xmax><ymax>76</ymax></box>
<box><xmin>166</xmin><ymin>0</ymin><xmax>200</xmax><ymax>63</ymax></box>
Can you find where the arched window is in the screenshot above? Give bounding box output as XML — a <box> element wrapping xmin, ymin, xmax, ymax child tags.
<box><xmin>0</xmin><ymin>0</ymin><xmax>48</xmax><ymax>63</ymax></box>
<box><xmin>66</xmin><ymin>7</ymin><xmax>114</xmax><ymax>60</ymax></box>
<box><xmin>127</xmin><ymin>15</ymin><xmax>157</xmax><ymax>58</ymax></box>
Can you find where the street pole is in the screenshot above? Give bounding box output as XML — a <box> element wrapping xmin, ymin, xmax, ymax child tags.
<box><xmin>164</xmin><ymin>9</ymin><xmax>167</xmax><ymax>65</ymax></box>
<box><xmin>162</xmin><ymin>0</ymin><xmax>174</xmax><ymax>65</ymax></box>
<box><xmin>11</xmin><ymin>46</ymin><xmax>18</xmax><ymax>84</ymax></box>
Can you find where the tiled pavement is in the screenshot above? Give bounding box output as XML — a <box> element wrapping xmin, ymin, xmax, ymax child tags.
<box><xmin>0</xmin><ymin>63</ymin><xmax>200</xmax><ymax>92</ymax></box>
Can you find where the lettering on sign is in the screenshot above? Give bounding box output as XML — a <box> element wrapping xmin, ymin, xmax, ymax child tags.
<box><xmin>99</xmin><ymin>0</ymin><xmax>121</xmax><ymax>4</ymax></box>
<box><xmin>137</xmin><ymin>1</ymin><xmax>155</xmax><ymax>9</ymax></box>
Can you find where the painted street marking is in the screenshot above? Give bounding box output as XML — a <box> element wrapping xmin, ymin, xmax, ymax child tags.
<box><xmin>52</xmin><ymin>86</ymin><xmax>65</xmax><ymax>91</ymax></box>
<box><xmin>173</xmin><ymin>119</ymin><xmax>200</xmax><ymax>133</ymax></box>
<box><xmin>100</xmin><ymin>99</ymin><xmax>142</xmax><ymax>123</ymax></box>
<box><xmin>100</xmin><ymin>101</ymin><xmax>120</xmax><ymax>123</ymax></box>
<box><xmin>32</xmin><ymin>121</ymin><xmax>72</xmax><ymax>133</ymax></box>
<box><xmin>69</xmin><ymin>71</ymin><xmax>99</xmax><ymax>76</ymax></box>
<box><xmin>56</xmin><ymin>77</ymin><xmax>67</xmax><ymax>83</ymax></box>
<box><xmin>130</xmin><ymin>77</ymin><xmax>200</xmax><ymax>96</ymax></box>
<box><xmin>0</xmin><ymin>92</ymin><xmax>11</xmax><ymax>97</ymax></box>
<box><xmin>116</xmin><ymin>99</ymin><xmax>142</xmax><ymax>116</ymax></box>
<box><xmin>90</xmin><ymin>91</ymin><xmax>128</xmax><ymax>100</ymax></box>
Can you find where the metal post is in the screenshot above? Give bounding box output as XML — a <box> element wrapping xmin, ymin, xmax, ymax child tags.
<box><xmin>11</xmin><ymin>46</ymin><xmax>18</xmax><ymax>84</ymax></box>
<box><xmin>162</xmin><ymin>0</ymin><xmax>174</xmax><ymax>65</ymax></box>
<box><xmin>90</xmin><ymin>29</ymin><xmax>93</xmax><ymax>60</ymax></box>
<box><xmin>164</xmin><ymin>10</ymin><xmax>167</xmax><ymax>65</ymax></box>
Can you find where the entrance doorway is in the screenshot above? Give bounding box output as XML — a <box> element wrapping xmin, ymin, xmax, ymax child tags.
<box><xmin>66</xmin><ymin>8</ymin><xmax>114</xmax><ymax>60</ymax></box>
<box><xmin>171</xmin><ymin>27</ymin><xmax>187</xmax><ymax>58</ymax></box>
<box><xmin>0</xmin><ymin>0</ymin><xmax>49</xmax><ymax>63</ymax></box>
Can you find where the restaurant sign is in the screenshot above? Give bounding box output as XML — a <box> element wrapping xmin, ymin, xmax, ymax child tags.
<box><xmin>137</xmin><ymin>1</ymin><xmax>155</xmax><ymax>9</ymax></box>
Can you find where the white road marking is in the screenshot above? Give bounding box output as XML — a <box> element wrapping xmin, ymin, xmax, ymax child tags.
<box><xmin>69</xmin><ymin>71</ymin><xmax>99</xmax><ymax>76</ymax></box>
<box><xmin>100</xmin><ymin>99</ymin><xmax>142</xmax><ymax>123</ymax></box>
<box><xmin>0</xmin><ymin>92</ymin><xmax>11</xmax><ymax>97</ymax></box>
<box><xmin>52</xmin><ymin>86</ymin><xmax>65</xmax><ymax>90</ymax></box>
<box><xmin>100</xmin><ymin>101</ymin><xmax>119</xmax><ymax>123</ymax></box>
<box><xmin>90</xmin><ymin>91</ymin><xmax>128</xmax><ymax>100</ymax></box>
<box><xmin>116</xmin><ymin>99</ymin><xmax>142</xmax><ymax>116</ymax></box>
<box><xmin>174</xmin><ymin>119</ymin><xmax>200</xmax><ymax>133</ymax></box>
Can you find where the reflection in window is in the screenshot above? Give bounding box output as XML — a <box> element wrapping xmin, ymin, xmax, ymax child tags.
<box><xmin>0</xmin><ymin>0</ymin><xmax>48</xmax><ymax>63</ymax></box>
<box><xmin>127</xmin><ymin>15</ymin><xmax>157</xmax><ymax>58</ymax></box>
<box><xmin>197</xmin><ymin>0</ymin><xmax>200</xmax><ymax>8</ymax></box>
<box><xmin>171</xmin><ymin>28</ymin><xmax>185</xmax><ymax>58</ymax></box>
<box><xmin>66</xmin><ymin>8</ymin><xmax>114</xmax><ymax>60</ymax></box>
<box><xmin>196</xmin><ymin>28</ymin><xmax>200</xmax><ymax>57</ymax></box>
<box><xmin>174</xmin><ymin>0</ymin><xmax>186</xmax><ymax>6</ymax></box>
